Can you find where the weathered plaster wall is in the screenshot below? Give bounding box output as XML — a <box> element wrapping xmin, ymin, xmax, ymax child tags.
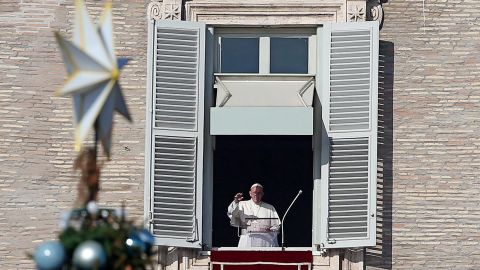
<box><xmin>0</xmin><ymin>1</ymin><xmax>148</xmax><ymax>268</ymax></box>
<box><xmin>367</xmin><ymin>0</ymin><xmax>480</xmax><ymax>269</ymax></box>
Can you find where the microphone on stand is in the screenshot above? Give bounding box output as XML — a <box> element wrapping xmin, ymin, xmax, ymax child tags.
<box><xmin>281</xmin><ymin>190</ymin><xmax>303</xmax><ymax>250</ymax></box>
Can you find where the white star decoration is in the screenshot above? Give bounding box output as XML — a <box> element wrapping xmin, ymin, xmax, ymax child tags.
<box><xmin>55</xmin><ymin>0</ymin><xmax>131</xmax><ymax>157</ymax></box>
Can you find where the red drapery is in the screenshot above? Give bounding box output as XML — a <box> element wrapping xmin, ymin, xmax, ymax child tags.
<box><xmin>210</xmin><ymin>251</ymin><xmax>312</xmax><ymax>270</ymax></box>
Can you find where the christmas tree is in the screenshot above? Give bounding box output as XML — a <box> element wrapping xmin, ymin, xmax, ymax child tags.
<box><xmin>31</xmin><ymin>1</ymin><xmax>156</xmax><ymax>269</ymax></box>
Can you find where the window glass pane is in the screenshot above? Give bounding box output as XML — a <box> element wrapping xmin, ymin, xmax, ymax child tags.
<box><xmin>270</xmin><ymin>37</ymin><xmax>308</xmax><ymax>74</ymax></box>
<box><xmin>220</xmin><ymin>38</ymin><xmax>259</xmax><ymax>73</ymax></box>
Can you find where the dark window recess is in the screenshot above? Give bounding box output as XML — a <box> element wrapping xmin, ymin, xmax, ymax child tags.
<box><xmin>270</xmin><ymin>37</ymin><xmax>308</xmax><ymax>74</ymax></box>
<box><xmin>220</xmin><ymin>38</ymin><xmax>259</xmax><ymax>73</ymax></box>
<box><xmin>212</xmin><ymin>136</ymin><xmax>313</xmax><ymax>247</ymax></box>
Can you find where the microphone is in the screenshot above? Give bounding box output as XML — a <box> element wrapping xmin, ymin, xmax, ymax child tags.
<box><xmin>281</xmin><ymin>190</ymin><xmax>303</xmax><ymax>250</ymax></box>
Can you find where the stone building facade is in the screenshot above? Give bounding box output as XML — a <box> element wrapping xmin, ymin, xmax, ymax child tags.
<box><xmin>0</xmin><ymin>0</ymin><xmax>479</xmax><ymax>269</ymax></box>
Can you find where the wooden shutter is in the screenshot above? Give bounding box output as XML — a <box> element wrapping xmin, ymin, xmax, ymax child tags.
<box><xmin>145</xmin><ymin>20</ymin><xmax>205</xmax><ymax>248</ymax></box>
<box><xmin>315</xmin><ymin>21</ymin><xmax>378</xmax><ymax>248</ymax></box>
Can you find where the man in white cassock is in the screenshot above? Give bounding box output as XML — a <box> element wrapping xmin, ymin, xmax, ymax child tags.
<box><xmin>227</xmin><ymin>183</ymin><xmax>281</xmax><ymax>247</ymax></box>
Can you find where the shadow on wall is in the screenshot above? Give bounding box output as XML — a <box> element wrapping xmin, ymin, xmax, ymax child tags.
<box><xmin>365</xmin><ymin>40</ymin><xmax>394</xmax><ymax>270</ymax></box>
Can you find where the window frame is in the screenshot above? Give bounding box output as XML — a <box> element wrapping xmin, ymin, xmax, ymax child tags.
<box><xmin>210</xmin><ymin>27</ymin><xmax>318</xmax><ymax>250</ymax></box>
<box><xmin>146</xmin><ymin>21</ymin><xmax>378</xmax><ymax>252</ymax></box>
<box><xmin>214</xmin><ymin>27</ymin><xmax>317</xmax><ymax>75</ymax></box>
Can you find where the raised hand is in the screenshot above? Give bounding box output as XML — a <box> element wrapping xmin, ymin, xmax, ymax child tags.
<box><xmin>234</xmin><ymin>192</ymin><xmax>244</xmax><ymax>203</ymax></box>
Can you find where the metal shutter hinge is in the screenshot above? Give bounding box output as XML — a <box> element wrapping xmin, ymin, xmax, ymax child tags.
<box><xmin>148</xmin><ymin>211</ymin><xmax>153</xmax><ymax>224</ymax></box>
<box><xmin>318</xmin><ymin>243</ymin><xmax>327</xmax><ymax>256</ymax></box>
<box><xmin>186</xmin><ymin>218</ymin><xmax>199</xmax><ymax>243</ymax></box>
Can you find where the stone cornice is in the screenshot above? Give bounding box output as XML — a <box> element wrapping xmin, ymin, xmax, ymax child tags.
<box><xmin>185</xmin><ymin>2</ymin><xmax>346</xmax><ymax>25</ymax></box>
<box><xmin>148</xmin><ymin>0</ymin><xmax>383</xmax><ymax>29</ymax></box>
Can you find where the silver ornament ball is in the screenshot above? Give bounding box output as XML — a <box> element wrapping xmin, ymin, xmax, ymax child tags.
<box><xmin>72</xmin><ymin>240</ymin><xmax>107</xmax><ymax>269</ymax></box>
<box><xmin>86</xmin><ymin>201</ymin><xmax>99</xmax><ymax>215</ymax></box>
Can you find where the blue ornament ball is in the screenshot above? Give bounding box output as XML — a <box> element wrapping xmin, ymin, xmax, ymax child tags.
<box><xmin>72</xmin><ymin>240</ymin><xmax>107</xmax><ymax>270</ymax></box>
<box><xmin>126</xmin><ymin>233</ymin><xmax>147</xmax><ymax>254</ymax></box>
<box><xmin>34</xmin><ymin>241</ymin><xmax>66</xmax><ymax>270</ymax></box>
<box><xmin>136</xmin><ymin>229</ymin><xmax>155</xmax><ymax>254</ymax></box>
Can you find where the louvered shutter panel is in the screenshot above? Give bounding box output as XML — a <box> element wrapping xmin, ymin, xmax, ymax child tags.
<box><xmin>146</xmin><ymin>20</ymin><xmax>205</xmax><ymax>248</ymax></box>
<box><xmin>316</xmin><ymin>21</ymin><xmax>378</xmax><ymax>248</ymax></box>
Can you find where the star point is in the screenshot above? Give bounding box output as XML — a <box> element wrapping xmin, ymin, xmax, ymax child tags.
<box><xmin>55</xmin><ymin>0</ymin><xmax>131</xmax><ymax>157</ymax></box>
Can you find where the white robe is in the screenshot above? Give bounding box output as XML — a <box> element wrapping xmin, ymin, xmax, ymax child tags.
<box><xmin>227</xmin><ymin>199</ymin><xmax>281</xmax><ymax>247</ymax></box>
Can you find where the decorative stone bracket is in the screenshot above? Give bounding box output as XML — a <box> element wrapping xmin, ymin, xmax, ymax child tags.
<box><xmin>347</xmin><ymin>0</ymin><xmax>366</xmax><ymax>22</ymax></box>
<box><xmin>366</xmin><ymin>0</ymin><xmax>384</xmax><ymax>28</ymax></box>
<box><xmin>347</xmin><ymin>0</ymin><xmax>384</xmax><ymax>26</ymax></box>
<box><xmin>148</xmin><ymin>0</ymin><xmax>182</xmax><ymax>21</ymax></box>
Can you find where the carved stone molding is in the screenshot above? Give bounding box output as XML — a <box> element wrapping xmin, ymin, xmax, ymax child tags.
<box><xmin>366</xmin><ymin>0</ymin><xmax>384</xmax><ymax>28</ymax></box>
<box><xmin>148</xmin><ymin>0</ymin><xmax>182</xmax><ymax>21</ymax></box>
<box><xmin>347</xmin><ymin>5</ymin><xmax>365</xmax><ymax>22</ymax></box>
<box><xmin>147</xmin><ymin>0</ymin><xmax>163</xmax><ymax>20</ymax></box>
<box><xmin>148</xmin><ymin>0</ymin><xmax>382</xmax><ymax>25</ymax></box>
<box><xmin>185</xmin><ymin>1</ymin><xmax>347</xmax><ymax>25</ymax></box>
<box><xmin>163</xmin><ymin>2</ymin><xmax>182</xmax><ymax>20</ymax></box>
<box><xmin>346</xmin><ymin>1</ymin><xmax>366</xmax><ymax>22</ymax></box>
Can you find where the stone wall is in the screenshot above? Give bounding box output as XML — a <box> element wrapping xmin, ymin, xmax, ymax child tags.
<box><xmin>1</xmin><ymin>0</ymin><xmax>480</xmax><ymax>269</ymax></box>
<box><xmin>0</xmin><ymin>1</ymin><xmax>148</xmax><ymax>268</ymax></box>
<box><xmin>366</xmin><ymin>0</ymin><xmax>480</xmax><ymax>269</ymax></box>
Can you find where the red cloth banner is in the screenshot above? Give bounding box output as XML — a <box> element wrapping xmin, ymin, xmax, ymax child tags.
<box><xmin>210</xmin><ymin>251</ymin><xmax>312</xmax><ymax>270</ymax></box>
